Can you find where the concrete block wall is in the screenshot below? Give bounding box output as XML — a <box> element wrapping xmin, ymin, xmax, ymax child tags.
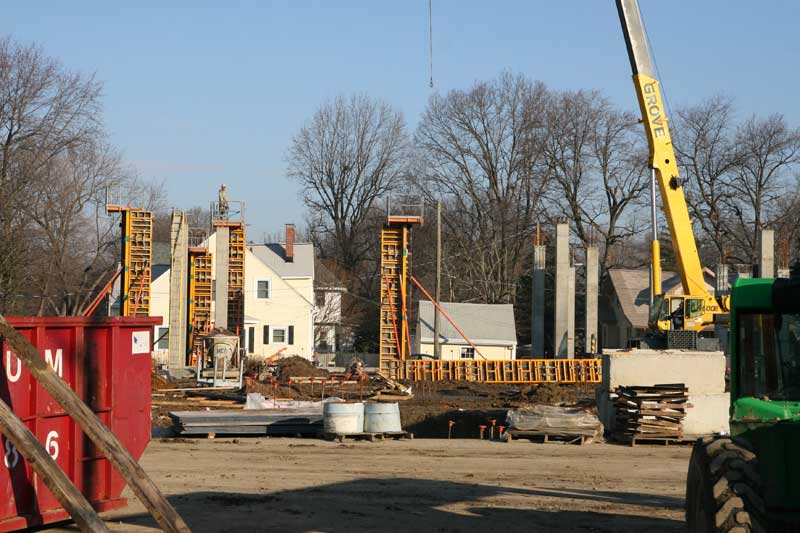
<box><xmin>598</xmin><ymin>349</ymin><xmax>730</xmax><ymax>437</ymax></box>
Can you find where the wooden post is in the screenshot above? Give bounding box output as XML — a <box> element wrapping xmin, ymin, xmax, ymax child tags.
<box><xmin>434</xmin><ymin>200</ymin><xmax>442</xmax><ymax>359</ymax></box>
<box><xmin>0</xmin><ymin>398</ymin><xmax>110</xmax><ymax>532</ymax></box>
<box><xmin>0</xmin><ymin>316</ymin><xmax>191</xmax><ymax>533</ymax></box>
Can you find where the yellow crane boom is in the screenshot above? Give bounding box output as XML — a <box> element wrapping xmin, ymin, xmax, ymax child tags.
<box><xmin>616</xmin><ymin>0</ymin><xmax>727</xmax><ymax>333</ymax></box>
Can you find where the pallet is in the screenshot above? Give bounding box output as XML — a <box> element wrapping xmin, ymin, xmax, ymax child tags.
<box><xmin>321</xmin><ymin>431</ymin><xmax>414</xmax><ymax>443</ymax></box>
<box><xmin>622</xmin><ymin>435</ymin><xmax>690</xmax><ymax>447</ymax></box>
<box><xmin>504</xmin><ymin>430</ymin><xmax>591</xmax><ymax>445</ymax></box>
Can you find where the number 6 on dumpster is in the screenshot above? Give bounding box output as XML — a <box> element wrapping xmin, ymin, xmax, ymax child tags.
<box><xmin>45</xmin><ymin>431</ymin><xmax>59</xmax><ymax>460</ymax></box>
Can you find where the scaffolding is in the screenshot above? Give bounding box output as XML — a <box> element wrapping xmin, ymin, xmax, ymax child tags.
<box><xmin>188</xmin><ymin>250</ymin><xmax>213</xmax><ymax>361</ymax></box>
<box><xmin>400</xmin><ymin>358</ymin><xmax>602</xmax><ymax>383</ymax></box>
<box><xmin>107</xmin><ymin>206</ymin><xmax>152</xmax><ymax>317</ymax></box>
<box><xmin>379</xmin><ymin>215</ymin><xmax>422</xmax><ymax>379</ymax></box>
<box><xmin>227</xmin><ymin>224</ymin><xmax>245</xmax><ymax>336</ymax></box>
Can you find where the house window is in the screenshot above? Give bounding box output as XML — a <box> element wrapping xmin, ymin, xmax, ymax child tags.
<box><xmin>273</xmin><ymin>327</ymin><xmax>286</xmax><ymax>343</ymax></box>
<box><xmin>460</xmin><ymin>347</ymin><xmax>475</xmax><ymax>359</ymax></box>
<box><xmin>156</xmin><ymin>327</ymin><xmax>169</xmax><ymax>350</ymax></box>
<box><xmin>256</xmin><ymin>279</ymin><xmax>270</xmax><ymax>299</ymax></box>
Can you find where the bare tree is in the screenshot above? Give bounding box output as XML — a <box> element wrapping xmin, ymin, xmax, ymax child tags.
<box><xmin>26</xmin><ymin>141</ymin><xmax>131</xmax><ymax>315</ymax></box>
<box><xmin>673</xmin><ymin>95</ymin><xmax>740</xmax><ymax>263</ymax></box>
<box><xmin>0</xmin><ymin>36</ymin><xmax>103</xmax><ymax>313</ymax></box>
<box><xmin>543</xmin><ymin>89</ymin><xmax>647</xmax><ymax>270</ymax></box>
<box><xmin>725</xmin><ymin>114</ymin><xmax>800</xmax><ymax>263</ymax></box>
<box><xmin>414</xmin><ymin>72</ymin><xmax>549</xmax><ymax>303</ymax></box>
<box><xmin>287</xmin><ymin>94</ymin><xmax>408</xmax><ymax>279</ymax></box>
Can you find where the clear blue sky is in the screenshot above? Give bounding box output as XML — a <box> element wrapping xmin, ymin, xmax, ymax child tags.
<box><xmin>4</xmin><ymin>1</ymin><xmax>798</xmax><ymax>239</ymax></box>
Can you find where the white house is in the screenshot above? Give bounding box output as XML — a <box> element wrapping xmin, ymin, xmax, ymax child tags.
<box><xmin>313</xmin><ymin>259</ymin><xmax>348</xmax><ymax>354</ymax></box>
<box><xmin>415</xmin><ymin>301</ymin><xmax>517</xmax><ymax>360</ymax></box>
<box><xmin>150</xmin><ymin>225</ymin><xmax>316</xmax><ymax>362</ymax></box>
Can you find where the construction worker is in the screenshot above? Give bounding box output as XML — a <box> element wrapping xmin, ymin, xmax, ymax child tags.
<box><xmin>218</xmin><ymin>183</ymin><xmax>229</xmax><ymax>218</ymax></box>
<box><xmin>670</xmin><ymin>301</ymin><xmax>685</xmax><ymax>330</ymax></box>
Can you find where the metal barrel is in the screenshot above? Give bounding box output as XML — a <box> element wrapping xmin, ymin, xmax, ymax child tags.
<box><xmin>323</xmin><ymin>401</ymin><xmax>364</xmax><ymax>434</ymax></box>
<box><xmin>364</xmin><ymin>402</ymin><xmax>402</xmax><ymax>433</ymax></box>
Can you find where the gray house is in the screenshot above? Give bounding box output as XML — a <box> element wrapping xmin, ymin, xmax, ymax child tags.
<box><xmin>415</xmin><ymin>301</ymin><xmax>517</xmax><ymax>360</ymax></box>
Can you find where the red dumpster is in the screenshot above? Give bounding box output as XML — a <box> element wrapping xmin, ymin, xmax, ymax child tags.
<box><xmin>0</xmin><ymin>316</ymin><xmax>160</xmax><ymax>532</ymax></box>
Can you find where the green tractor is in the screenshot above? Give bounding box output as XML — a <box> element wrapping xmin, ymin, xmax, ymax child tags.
<box><xmin>686</xmin><ymin>277</ymin><xmax>800</xmax><ymax>531</ymax></box>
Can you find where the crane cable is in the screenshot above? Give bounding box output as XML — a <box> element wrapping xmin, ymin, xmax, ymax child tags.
<box><xmin>428</xmin><ymin>0</ymin><xmax>434</xmax><ymax>88</ymax></box>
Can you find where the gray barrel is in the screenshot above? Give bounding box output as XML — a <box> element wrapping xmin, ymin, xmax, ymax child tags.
<box><xmin>323</xmin><ymin>401</ymin><xmax>364</xmax><ymax>434</ymax></box>
<box><xmin>364</xmin><ymin>402</ymin><xmax>401</xmax><ymax>433</ymax></box>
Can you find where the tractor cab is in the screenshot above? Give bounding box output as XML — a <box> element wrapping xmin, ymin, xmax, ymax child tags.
<box><xmin>728</xmin><ymin>278</ymin><xmax>800</xmax><ymax>516</ymax></box>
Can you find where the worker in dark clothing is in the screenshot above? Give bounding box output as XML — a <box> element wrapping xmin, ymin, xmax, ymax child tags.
<box><xmin>670</xmin><ymin>301</ymin><xmax>684</xmax><ymax>330</ymax></box>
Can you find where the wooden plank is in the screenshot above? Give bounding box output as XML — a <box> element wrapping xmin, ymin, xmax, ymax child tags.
<box><xmin>0</xmin><ymin>317</ymin><xmax>191</xmax><ymax>533</ymax></box>
<box><xmin>0</xmin><ymin>398</ymin><xmax>110</xmax><ymax>533</ymax></box>
<box><xmin>158</xmin><ymin>386</ymin><xmax>239</xmax><ymax>392</ymax></box>
<box><xmin>169</xmin><ymin>408</ymin><xmax>322</xmax><ymax>419</ymax></box>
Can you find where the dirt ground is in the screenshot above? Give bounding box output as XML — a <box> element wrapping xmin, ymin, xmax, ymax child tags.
<box><xmin>48</xmin><ymin>438</ymin><xmax>689</xmax><ymax>533</ymax></box>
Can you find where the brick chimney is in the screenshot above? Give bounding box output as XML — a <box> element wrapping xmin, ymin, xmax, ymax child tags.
<box><xmin>285</xmin><ymin>224</ymin><xmax>295</xmax><ymax>262</ymax></box>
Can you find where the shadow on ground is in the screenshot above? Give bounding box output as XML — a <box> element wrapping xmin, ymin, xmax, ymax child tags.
<box><xmin>102</xmin><ymin>477</ymin><xmax>684</xmax><ymax>533</ymax></box>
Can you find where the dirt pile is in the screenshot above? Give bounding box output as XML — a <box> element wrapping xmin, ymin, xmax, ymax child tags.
<box><xmin>151</xmin><ymin>372</ymin><xmax>171</xmax><ymax>390</ymax></box>
<box><xmin>399</xmin><ymin>381</ymin><xmax>599</xmax><ymax>437</ymax></box>
<box><xmin>275</xmin><ymin>356</ymin><xmax>329</xmax><ymax>380</ymax></box>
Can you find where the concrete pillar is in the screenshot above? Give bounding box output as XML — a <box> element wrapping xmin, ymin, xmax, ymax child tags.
<box><xmin>168</xmin><ymin>211</ymin><xmax>188</xmax><ymax>368</ymax></box>
<box><xmin>758</xmin><ymin>229</ymin><xmax>774</xmax><ymax>278</ymax></box>
<box><xmin>585</xmin><ymin>246</ymin><xmax>598</xmax><ymax>355</ymax></box>
<box><xmin>531</xmin><ymin>244</ymin><xmax>546</xmax><ymax>358</ymax></box>
<box><xmin>554</xmin><ymin>223</ymin><xmax>571</xmax><ymax>359</ymax></box>
<box><xmin>567</xmin><ymin>266</ymin><xmax>575</xmax><ymax>359</ymax></box>
<box><xmin>714</xmin><ymin>263</ymin><xmax>730</xmax><ymax>297</ymax></box>
<box><xmin>214</xmin><ymin>226</ymin><xmax>230</xmax><ymax>329</ymax></box>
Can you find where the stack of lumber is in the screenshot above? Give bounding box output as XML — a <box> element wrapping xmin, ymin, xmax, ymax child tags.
<box><xmin>169</xmin><ymin>408</ymin><xmax>322</xmax><ymax>437</ymax></box>
<box><xmin>613</xmin><ymin>383</ymin><xmax>689</xmax><ymax>444</ymax></box>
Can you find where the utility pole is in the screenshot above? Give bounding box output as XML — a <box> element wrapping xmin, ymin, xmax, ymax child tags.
<box><xmin>434</xmin><ymin>200</ymin><xmax>442</xmax><ymax>358</ymax></box>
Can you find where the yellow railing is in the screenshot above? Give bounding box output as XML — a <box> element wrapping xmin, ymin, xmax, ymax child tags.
<box><xmin>398</xmin><ymin>358</ymin><xmax>602</xmax><ymax>383</ymax></box>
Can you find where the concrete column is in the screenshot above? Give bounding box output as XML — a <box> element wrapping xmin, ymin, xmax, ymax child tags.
<box><xmin>168</xmin><ymin>211</ymin><xmax>188</xmax><ymax>368</ymax></box>
<box><xmin>531</xmin><ymin>244</ymin><xmax>546</xmax><ymax>358</ymax></box>
<box><xmin>554</xmin><ymin>223</ymin><xmax>570</xmax><ymax>359</ymax></box>
<box><xmin>585</xmin><ymin>246</ymin><xmax>598</xmax><ymax>355</ymax></box>
<box><xmin>567</xmin><ymin>266</ymin><xmax>575</xmax><ymax>359</ymax></box>
<box><xmin>715</xmin><ymin>263</ymin><xmax>730</xmax><ymax>297</ymax></box>
<box><xmin>758</xmin><ymin>229</ymin><xmax>774</xmax><ymax>278</ymax></box>
<box><xmin>214</xmin><ymin>226</ymin><xmax>230</xmax><ymax>329</ymax></box>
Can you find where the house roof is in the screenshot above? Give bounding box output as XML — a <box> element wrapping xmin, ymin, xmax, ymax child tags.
<box><xmin>607</xmin><ymin>268</ymin><xmax>715</xmax><ymax>329</ymax></box>
<box><xmin>249</xmin><ymin>243</ymin><xmax>314</xmax><ymax>278</ymax></box>
<box><xmin>417</xmin><ymin>300</ymin><xmax>516</xmax><ymax>346</ymax></box>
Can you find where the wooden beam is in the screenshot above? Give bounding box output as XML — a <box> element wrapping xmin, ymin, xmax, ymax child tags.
<box><xmin>0</xmin><ymin>316</ymin><xmax>191</xmax><ymax>533</ymax></box>
<box><xmin>0</xmin><ymin>398</ymin><xmax>110</xmax><ymax>532</ymax></box>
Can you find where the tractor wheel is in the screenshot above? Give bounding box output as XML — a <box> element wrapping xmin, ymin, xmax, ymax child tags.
<box><xmin>685</xmin><ymin>436</ymin><xmax>766</xmax><ymax>533</ymax></box>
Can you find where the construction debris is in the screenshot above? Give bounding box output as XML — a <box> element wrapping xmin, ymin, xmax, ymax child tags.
<box><xmin>612</xmin><ymin>384</ymin><xmax>689</xmax><ymax>445</ymax></box>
